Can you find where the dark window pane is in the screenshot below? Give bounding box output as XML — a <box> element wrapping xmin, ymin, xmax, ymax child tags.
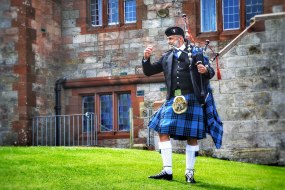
<box><xmin>90</xmin><ymin>0</ymin><xmax>102</xmax><ymax>26</ymax></box>
<box><xmin>125</xmin><ymin>0</ymin><xmax>136</xmax><ymax>23</ymax></box>
<box><xmin>118</xmin><ymin>93</ymin><xmax>131</xmax><ymax>131</ymax></box>
<box><xmin>100</xmin><ymin>95</ymin><xmax>113</xmax><ymax>131</ymax></box>
<box><xmin>108</xmin><ymin>0</ymin><xmax>119</xmax><ymax>25</ymax></box>
<box><xmin>246</xmin><ymin>0</ymin><xmax>263</xmax><ymax>26</ymax></box>
<box><xmin>223</xmin><ymin>0</ymin><xmax>240</xmax><ymax>30</ymax></box>
<box><xmin>82</xmin><ymin>96</ymin><xmax>95</xmax><ymax>132</ymax></box>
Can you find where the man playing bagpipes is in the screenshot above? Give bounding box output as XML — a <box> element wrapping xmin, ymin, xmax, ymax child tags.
<box><xmin>142</xmin><ymin>26</ymin><xmax>223</xmax><ymax>184</ymax></box>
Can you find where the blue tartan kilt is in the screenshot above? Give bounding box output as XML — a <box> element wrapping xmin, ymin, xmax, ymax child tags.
<box><xmin>148</xmin><ymin>93</ymin><xmax>206</xmax><ymax>140</ymax></box>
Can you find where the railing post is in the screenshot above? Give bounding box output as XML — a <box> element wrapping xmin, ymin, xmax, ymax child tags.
<box><xmin>95</xmin><ymin>114</ymin><xmax>98</xmax><ymax>146</ymax></box>
<box><xmin>129</xmin><ymin>108</ymin><xmax>134</xmax><ymax>148</ymax></box>
<box><xmin>86</xmin><ymin>112</ymin><xmax>90</xmax><ymax>146</ymax></box>
<box><xmin>55</xmin><ymin>115</ymin><xmax>60</xmax><ymax>146</ymax></box>
<box><xmin>32</xmin><ymin>118</ymin><xmax>34</xmax><ymax>146</ymax></box>
<box><xmin>147</xmin><ymin>109</ymin><xmax>153</xmax><ymax>147</ymax></box>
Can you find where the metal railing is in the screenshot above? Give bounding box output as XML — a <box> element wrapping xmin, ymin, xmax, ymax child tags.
<box><xmin>32</xmin><ymin>108</ymin><xmax>156</xmax><ymax>148</ymax></box>
<box><xmin>140</xmin><ymin>108</ymin><xmax>155</xmax><ymax>147</ymax></box>
<box><xmin>32</xmin><ymin>113</ymin><xmax>97</xmax><ymax>146</ymax></box>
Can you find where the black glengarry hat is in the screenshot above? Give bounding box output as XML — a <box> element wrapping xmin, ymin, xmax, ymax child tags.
<box><xmin>165</xmin><ymin>26</ymin><xmax>185</xmax><ymax>38</ymax></box>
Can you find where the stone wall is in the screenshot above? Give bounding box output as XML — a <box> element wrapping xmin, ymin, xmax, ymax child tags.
<box><xmin>212</xmin><ymin>15</ymin><xmax>285</xmax><ymax>165</ymax></box>
<box><xmin>0</xmin><ymin>0</ymin><xmax>63</xmax><ymax>145</ymax></box>
<box><xmin>31</xmin><ymin>0</ymin><xmax>63</xmax><ymax>116</ymax></box>
<box><xmin>0</xmin><ymin>0</ymin><xmax>18</xmax><ymax>145</ymax></box>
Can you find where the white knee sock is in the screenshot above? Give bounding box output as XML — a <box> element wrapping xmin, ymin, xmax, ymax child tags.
<box><xmin>185</xmin><ymin>144</ymin><xmax>199</xmax><ymax>174</ymax></box>
<box><xmin>159</xmin><ymin>141</ymin><xmax>172</xmax><ymax>174</ymax></box>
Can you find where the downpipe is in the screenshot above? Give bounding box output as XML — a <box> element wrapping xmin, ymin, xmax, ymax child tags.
<box><xmin>54</xmin><ymin>78</ymin><xmax>66</xmax><ymax>146</ymax></box>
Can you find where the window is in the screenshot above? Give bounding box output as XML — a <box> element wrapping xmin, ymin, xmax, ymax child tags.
<box><xmin>199</xmin><ymin>0</ymin><xmax>263</xmax><ymax>35</ymax></box>
<box><xmin>100</xmin><ymin>94</ymin><xmax>113</xmax><ymax>131</ymax></box>
<box><xmin>201</xmin><ymin>0</ymin><xmax>217</xmax><ymax>32</ymax></box>
<box><xmin>96</xmin><ymin>91</ymin><xmax>131</xmax><ymax>132</ymax></box>
<box><xmin>99</xmin><ymin>92</ymin><xmax>131</xmax><ymax>132</ymax></box>
<box><xmin>125</xmin><ymin>0</ymin><xmax>136</xmax><ymax>23</ymax></box>
<box><xmin>108</xmin><ymin>0</ymin><xmax>119</xmax><ymax>25</ymax></box>
<box><xmin>82</xmin><ymin>96</ymin><xmax>95</xmax><ymax>132</ymax></box>
<box><xmin>223</xmin><ymin>0</ymin><xmax>240</xmax><ymax>30</ymax></box>
<box><xmin>90</xmin><ymin>0</ymin><xmax>102</xmax><ymax>26</ymax></box>
<box><xmin>118</xmin><ymin>93</ymin><xmax>131</xmax><ymax>131</ymax></box>
<box><xmin>90</xmin><ymin>0</ymin><xmax>136</xmax><ymax>27</ymax></box>
<box><xmin>81</xmin><ymin>92</ymin><xmax>131</xmax><ymax>134</ymax></box>
<box><xmin>64</xmin><ymin>75</ymin><xmax>158</xmax><ymax>141</ymax></box>
<box><xmin>245</xmin><ymin>0</ymin><xmax>263</xmax><ymax>26</ymax></box>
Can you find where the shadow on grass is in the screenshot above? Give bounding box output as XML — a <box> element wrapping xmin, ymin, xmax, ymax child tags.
<box><xmin>170</xmin><ymin>179</ymin><xmax>251</xmax><ymax>190</ymax></box>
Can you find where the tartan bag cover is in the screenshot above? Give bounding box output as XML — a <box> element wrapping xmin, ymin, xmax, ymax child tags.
<box><xmin>204</xmin><ymin>91</ymin><xmax>223</xmax><ymax>149</ymax></box>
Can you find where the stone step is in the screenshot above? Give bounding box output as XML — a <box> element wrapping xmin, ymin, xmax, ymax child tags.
<box><xmin>132</xmin><ymin>144</ymin><xmax>148</xmax><ymax>150</ymax></box>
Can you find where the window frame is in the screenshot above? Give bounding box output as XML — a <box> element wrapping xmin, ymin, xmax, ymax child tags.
<box><xmin>199</xmin><ymin>0</ymin><xmax>246</xmax><ymax>38</ymax></box>
<box><xmin>222</xmin><ymin>0</ymin><xmax>241</xmax><ymax>31</ymax></box>
<box><xmin>73</xmin><ymin>83</ymin><xmax>139</xmax><ymax>140</ymax></box>
<box><xmin>96</xmin><ymin>90</ymin><xmax>132</xmax><ymax>134</ymax></box>
<box><xmin>86</xmin><ymin>0</ymin><xmax>142</xmax><ymax>34</ymax></box>
<box><xmin>64</xmin><ymin>74</ymin><xmax>163</xmax><ymax>140</ymax></box>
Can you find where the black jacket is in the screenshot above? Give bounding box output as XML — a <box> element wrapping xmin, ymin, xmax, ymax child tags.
<box><xmin>142</xmin><ymin>48</ymin><xmax>215</xmax><ymax>103</ymax></box>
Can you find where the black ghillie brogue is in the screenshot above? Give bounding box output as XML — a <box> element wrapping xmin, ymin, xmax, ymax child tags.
<box><xmin>148</xmin><ymin>170</ymin><xmax>173</xmax><ymax>181</ymax></box>
<box><xmin>185</xmin><ymin>169</ymin><xmax>196</xmax><ymax>183</ymax></box>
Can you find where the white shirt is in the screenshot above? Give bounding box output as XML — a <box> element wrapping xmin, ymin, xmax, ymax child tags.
<box><xmin>175</xmin><ymin>44</ymin><xmax>186</xmax><ymax>58</ymax></box>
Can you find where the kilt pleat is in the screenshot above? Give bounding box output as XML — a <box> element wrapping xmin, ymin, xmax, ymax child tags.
<box><xmin>148</xmin><ymin>93</ymin><xmax>206</xmax><ymax>140</ymax></box>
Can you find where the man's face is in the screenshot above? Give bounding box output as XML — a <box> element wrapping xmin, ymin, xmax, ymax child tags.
<box><xmin>167</xmin><ymin>35</ymin><xmax>183</xmax><ymax>48</ymax></box>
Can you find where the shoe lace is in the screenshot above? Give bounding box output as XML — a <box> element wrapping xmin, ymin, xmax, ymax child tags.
<box><xmin>185</xmin><ymin>169</ymin><xmax>195</xmax><ymax>179</ymax></box>
<box><xmin>155</xmin><ymin>170</ymin><xmax>167</xmax><ymax>177</ymax></box>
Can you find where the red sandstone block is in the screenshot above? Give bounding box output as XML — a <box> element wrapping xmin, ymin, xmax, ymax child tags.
<box><xmin>31</xmin><ymin>0</ymin><xmax>41</xmax><ymax>9</ymax></box>
<box><xmin>27</xmin><ymin>7</ymin><xmax>35</xmax><ymax>19</ymax></box>
<box><xmin>12</xmin><ymin>83</ymin><xmax>18</xmax><ymax>91</ymax></box>
<box><xmin>11</xmin><ymin>0</ymin><xmax>23</xmax><ymax>6</ymax></box>
<box><xmin>78</xmin><ymin>52</ymin><xmax>96</xmax><ymax>58</ymax></box>
<box><xmin>65</xmin><ymin>105</ymin><xmax>81</xmax><ymax>114</ymax></box>
<box><xmin>27</xmin><ymin>27</ymin><xmax>36</xmax><ymax>40</ymax></box>
<box><xmin>18</xmin><ymin>106</ymin><xmax>28</xmax><ymax>116</ymax></box>
<box><xmin>77</xmin><ymin>17</ymin><xmax>87</xmax><ymax>24</ymax></box>
<box><xmin>17</xmin><ymin>75</ymin><xmax>36</xmax><ymax>83</ymax></box>
<box><xmin>27</xmin><ymin>92</ymin><xmax>36</xmax><ymax>106</ymax></box>
<box><xmin>18</xmin><ymin>91</ymin><xmax>36</xmax><ymax>107</ymax></box>
<box><xmin>61</xmin><ymin>0</ymin><xmax>74</xmax><ymax>10</ymax></box>
<box><xmin>74</xmin><ymin>0</ymin><xmax>86</xmax><ymax>9</ymax></box>
<box><xmin>14</xmin><ymin>65</ymin><xmax>30</xmax><ymax>74</ymax></box>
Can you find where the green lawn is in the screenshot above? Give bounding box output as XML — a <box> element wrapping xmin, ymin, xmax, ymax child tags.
<box><xmin>0</xmin><ymin>147</ymin><xmax>284</xmax><ymax>190</ymax></box>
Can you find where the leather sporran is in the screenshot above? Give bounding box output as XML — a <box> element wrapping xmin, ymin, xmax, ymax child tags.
<box><xmin>172</xmin><ymin>96</ymin><xmax>188</xmax><ymax>114</ymax></box>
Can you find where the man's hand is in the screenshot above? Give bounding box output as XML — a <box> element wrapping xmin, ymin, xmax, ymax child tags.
<box><xmin>143</xmin><ymin>45</ymin><xmax>153</xmax><ymax>60</ymax></box>
<box><xmin>197</xmin><ymin>64</ymin><xmax>208</xmax><ymax>74</ymax></box>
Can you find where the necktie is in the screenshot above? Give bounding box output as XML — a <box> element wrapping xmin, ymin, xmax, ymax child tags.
<box><xmin>173</xmin><ymin>49</ymin><xmax>179</xmax><ymax>59</ymax></box>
